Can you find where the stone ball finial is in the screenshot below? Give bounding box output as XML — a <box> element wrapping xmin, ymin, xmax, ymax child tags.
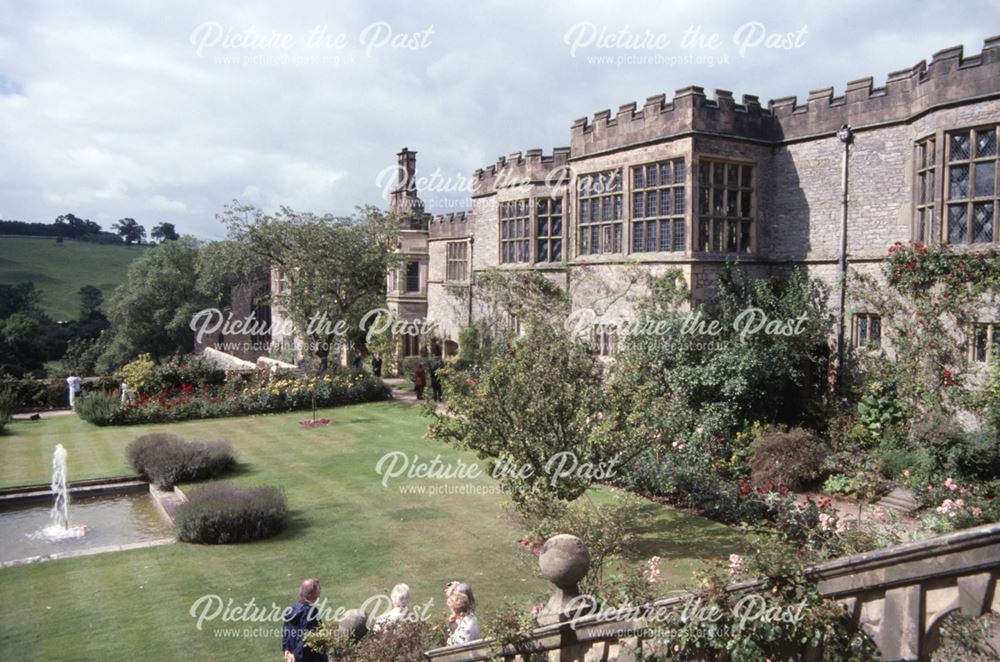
<box><xmin>539</xmin><ymin>534</ymin><xmax>591</xmax><ymax>589</ymax></box>
<box><xmin>338</xmin><ymin>609</ymin><xmax>369</xmax><ymax>641</ymax></box>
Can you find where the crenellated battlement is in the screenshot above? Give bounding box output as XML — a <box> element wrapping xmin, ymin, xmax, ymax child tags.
<box><xmin>472</xmin><ymin>147</ymin><xmax>572</xmax><ymax>197</ymax></box>
<box><xmin>429</xmin><ymin>210</ymin><xmax>471</xmax><ymax>240</ymax></box>
<box><xmin>570</xmin><ymin>36</ymin><xmax>1000</xmax><ymax>156</ymax></box>
<box><xmin>431</xmin><ymin>211</ymin><xmax>468</xmax><ymax>224</ymax></box>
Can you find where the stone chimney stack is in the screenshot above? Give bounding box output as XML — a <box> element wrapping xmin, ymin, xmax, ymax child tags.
<box><xmin>391</xmin><ymin>147</ymin><xmax>423</xmax><ymax>217</ymax></box>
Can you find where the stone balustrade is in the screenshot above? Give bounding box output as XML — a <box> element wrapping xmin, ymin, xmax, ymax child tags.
<box><xmin>423</xmin><ymin>523</ymin><xmax>1000</xmax><ymax>662</ymax></box>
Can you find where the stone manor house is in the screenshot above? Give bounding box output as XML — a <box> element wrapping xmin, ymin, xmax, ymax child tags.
<box><xmin>380</xmin><ymin>37</ymin><xmax>1000</xmax><ymax>363</ymax></box>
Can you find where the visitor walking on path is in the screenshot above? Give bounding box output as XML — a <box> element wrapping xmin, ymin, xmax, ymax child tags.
<box><xmin>371</xmin><ymin>353</ymin><xmax>382</xmax><ymax>379</ymax></box>
<box><xmin>414</xmin><ymin>363</ymin><xmax>427</xmax><ymax>400</ymax></box>
<box><xmin>66</xmin><ymin>372</ymin><xmax>82</xmax><ymax>411</ymax></box>
<box><xmin>282</xmin><ymin>578</ymin><xmax>327</xmax><ymax>662</ymax></box>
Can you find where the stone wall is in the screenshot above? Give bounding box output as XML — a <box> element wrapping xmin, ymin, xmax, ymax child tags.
<box><xmin>387</xmin><ymin>38</ymin><xmax>1000</xmax><ymax>348</ymax></box>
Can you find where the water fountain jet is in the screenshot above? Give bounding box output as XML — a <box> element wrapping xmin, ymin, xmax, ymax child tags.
<box><xmin>27</xmin><ymin>444</ymin><xmax>86</xmax><ymax>541</ymax></box>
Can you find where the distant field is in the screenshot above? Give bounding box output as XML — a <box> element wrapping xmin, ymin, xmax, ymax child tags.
<box><xmin>0</xmin><ymin>236</ymin><xmax>147</xmax><ymax>320</ymax></box>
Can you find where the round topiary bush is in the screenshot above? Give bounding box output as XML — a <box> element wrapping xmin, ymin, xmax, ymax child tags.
<box><xmin>126</xmin><ymin>433</ymin><xmax>236</xmax><ymax>488</ymax></box>
<box><xmin>749</xmin><ymin>426</ymin><xmax>829</xmax><ymax>491</ymax></box>
<box><xmin>174</xmin><ymin>482</ymin><xmax>288</xmax><ymax>544</ymax></box>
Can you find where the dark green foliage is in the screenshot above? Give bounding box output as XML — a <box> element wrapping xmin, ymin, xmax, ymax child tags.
<box><xmin>174</xmin><ymin>482</ymin><xmax>288</xmax><ymax>544</ymax></box>
<box><xmin>601</xmin><ymin>267</ymin><xmax>832</xmax><ymax>456</ymax></box>
<box><xmin>749</xmin><ymin>427</ymin><xmax>829</xmax><ymax>490</ymax></box>
<box><xmin>429</xmin><ymin>323</ymin><xmax>604</xmax><ymax>506</ymax></box>
<box><xmin>98</xmin><ymin>237</ymin><xmax>216</xmax><ymax>369</ymax></box>
<box><xmin>909</xmin><ymin>415</ymin><xmax>1000</xmax><ymax>484</ymax></box>
<box><xmin>305</xmin><ymin>617</ymin><xmax>448</xmax><ymax>661</ymax></box>
<box><xmin>78</xmin><ymin>285</ymin><xmax>104</xmax><ymax>320</ymax></box>
<box><xmin>150</xmin><ymin>222</ymin><xmax>179</xmax><ymax>243</ymax></box>
<box><xmin>126</xmin><ymin>433</ymin><xmax>236</xmax><ymax>488</ymax></box>
<box><xmin>111</xmin><ymin>218</ymin><xmax>146</xmax><ymax>246</ymax></box>
<box><xmin>0</xmin><ymin>386</ymin><xmax>14</xmax><ymax>433</ymax></box>
<box><xmin>74</xmin><ymin>391</ymin><xmax>122</xmax><ymax>426</ymax></box>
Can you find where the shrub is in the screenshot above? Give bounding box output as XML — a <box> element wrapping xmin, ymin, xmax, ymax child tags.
<box><xmin>174</xmin><ymin>481</ymin><xmax>288</xmax><ymax>543</ymax></box>
<box><xmin>126</xmin><ymin>433</ymin><xmax>236</xmax><ymax>488</ymax></box>
<box><xmin>305</xmin><ymin>617</ymin><xmax>448</xmax><ymax>661</ymax></box>
<box><xmin>81</xmin><ymin>372</ymin><xmax>390</xmax><ymax>425</ymax></box>
<box><xmin>148</xmin><ymin>354</ymin><xmax>225</xmax><ymax>393</ymax></box>
<box><xmin>520</xmin><ymin>492</ymin><xmax>650</xmax><ymax>596</ymax></box>
<box><xmin>0</xmin><ymin>389</ymin><xmax>12</xmax><ymax>433</ymax></box>
<box><xmin>75</xmin><ymin>391</ymin><xmax>122</xmax><ymax>426</ymax></box>
<box><xmin>120</xmin><ymin>353</ymin><xmax>156</xmax><ymax>393</ymax></box>
<box><xmin>750</xmin><ymin>427</ymin><xmax>829</xmax><ymax>490</ymax></box>
<box><xmin>910</xmin><ymin>415</ymin><xmax>1000</xmax><ymax>483</ymax></box>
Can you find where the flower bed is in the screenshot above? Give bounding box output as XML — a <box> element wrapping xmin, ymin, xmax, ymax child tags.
<box><xmin>78</xmin><ymin>373</ymin><xmax>391</xmax><ymax>425</ymax></box>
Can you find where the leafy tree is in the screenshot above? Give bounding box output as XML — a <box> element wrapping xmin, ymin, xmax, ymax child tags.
<box><xmin>150</xmin><ymin>222</ymin><xmax>179</xmax><ymax>243</ymax></box>
<box><xmin>597</xmin><ymin>267</ymin><xmax>832</xmax><ymax>454</ymax></box>
<box><xmin>448</xmin><ymin>269</ymin><xmax>570</xmax><ymax>367</ymax></box>
<box><xmin>194</xmin><ymin>239</ymin><xmax>270</xmax><ymax>305</ymax></box>
<box><xmin>112</xmin><ymin>218</ymin><xmax>146</xmax><ymax>246</ymax></box>
<box><xmin>98</xmin><ymin>236</ymin><xmax>213</xmax><ymax>369</ymax></box>
<box><xmin>218</xmin><ymin>200</ymin><xmax>400</xmax><ymax>370</ymax></box>
<box><xmin>428</xmin><ymin>323</ymin><xmax>606</xmax><ymax>506</ymax></box>
<box><xmin>63</xmin><ymin>333</ymin><xmax>109</xmax><ymax>376</ymax></box>
<box><xmin>0</xmin><ymin>314</ymin><xmax>45</xmax><ymax>375</ymax></box>
<box><xmin>78</xmin><ymin>285</ymin><xmax>104</xmax><ymax>320</ymax></box>
<box><xmin>0</xmin><ymin>282</ymin><xmax>44</xmax><ymax>319</ymax></box>
<box><xmin>54</xmin><ymin>213</ymin><xmax>101</xmax><ymax>238</ymax></box>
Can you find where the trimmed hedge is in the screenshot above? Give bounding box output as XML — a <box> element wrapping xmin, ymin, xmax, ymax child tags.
<box><xmin>175</xmin><ymin>482</ymin><xmax>289</xmax><ymax>544</ymax></box>
<box><xmin>126</xmin><ymin>433</ymin><xmax>236</xmax><ymax>488</ymax></box>
<box><xmin>1</xmin><ymin>376</ymin><xmax>118</xmax><ymax>411</ymax></box>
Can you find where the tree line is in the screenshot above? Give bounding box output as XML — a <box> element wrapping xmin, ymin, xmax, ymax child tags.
<box><xmin>0</xmin><ymin>214</ymin><xmax>180</xmax><ymax>245</ymax></box>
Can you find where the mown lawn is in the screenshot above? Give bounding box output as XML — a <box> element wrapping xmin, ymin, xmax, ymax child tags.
<box><xmin>0</xmin><ymin>402</ymin><xmax>740</xmax><ymax>659</ymax></box>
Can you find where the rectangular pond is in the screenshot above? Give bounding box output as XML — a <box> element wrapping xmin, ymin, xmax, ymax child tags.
<box><xmin>0</xmin><ymin>492</ymin><xmax>174</xmax><ymax>565</ymax></box>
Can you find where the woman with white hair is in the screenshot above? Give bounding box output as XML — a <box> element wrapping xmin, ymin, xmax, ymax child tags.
<box><xmin>373</xmin><ymin>583</ymin><xmax>411</xmax><ymax>632</ymax></box>
<box><xmin>444</xmin><ymin>581</ymin><xmax>480</xmax><ymax>646</ymax></box>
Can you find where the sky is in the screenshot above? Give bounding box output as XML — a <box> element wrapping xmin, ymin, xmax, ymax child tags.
<box><xmin>0</xmin><ymin>0</ymin><xmax>998</xmax><ymax>240</ymax></box>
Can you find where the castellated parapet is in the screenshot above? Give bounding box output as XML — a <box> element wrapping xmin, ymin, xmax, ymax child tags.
<box><xmin>429</xmin><ymin>211</ymin><xmax>471</xmax><ymax>240</ymax></box>
<box><xmin>472</xmin><ymin>147</ymin><xmax>571</xmax><ymax>198</ymax></box>
<box><xmin>570</xmin><ymin>36</ymin><xmax>1000</xmax><ymax>157</ymax></box>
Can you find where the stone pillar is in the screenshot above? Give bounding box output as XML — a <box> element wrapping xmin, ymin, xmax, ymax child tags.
<box><xmin>536</xmin><ymin>534</ymin><xmax>591</xmax><ymax>626</ymax></box>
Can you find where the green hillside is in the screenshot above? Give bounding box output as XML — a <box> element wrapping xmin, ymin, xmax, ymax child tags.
<box><xmin>0</xmin><ymin>236</ymin><xmax>148</xmax><ymax>320</ymax></box>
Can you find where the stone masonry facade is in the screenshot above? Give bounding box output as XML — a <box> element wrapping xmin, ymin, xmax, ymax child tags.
<box><xmin>386</xmin><ymin>38</ymin><xmax>1000</xmax><ymax>357</ymax></box>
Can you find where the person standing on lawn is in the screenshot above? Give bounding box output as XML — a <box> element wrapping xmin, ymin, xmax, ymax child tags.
<box><xmin>429</xmin><ymin>357</ymin><xmax>443</xmax><ymax>402</ymax></box>
<box><xmin>414</xmin><ymin>362</ymin><xmax>427</xmax><ymax>400</ymax></box>
<box><xmin>282</xmin><ymin>578</ymin><xmax>327</xmax><ymax>662</ymax></box>
<box><xmin>66</xmin><ymin>372</ymin><xmax>82</xmax><ymax>410</ymax></box>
